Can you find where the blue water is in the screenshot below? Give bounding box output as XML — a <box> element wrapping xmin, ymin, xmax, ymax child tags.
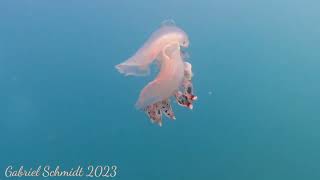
<box><xmin>1</xmin><ymin>1</ymin><xmax>320</xmax><ymax>179</ymax></box>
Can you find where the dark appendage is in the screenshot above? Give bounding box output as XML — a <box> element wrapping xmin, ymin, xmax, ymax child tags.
<box><xmin>144</xmin><ymin>103</ymin><xmax>163</xmax><ymax>126</ymax></box>
<box><xmin>160</xmin><ymin>99</ymin><xmax>176</xmax><ymax>120</ymax></box>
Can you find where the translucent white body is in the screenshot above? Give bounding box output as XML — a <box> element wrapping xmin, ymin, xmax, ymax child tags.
<box><xmin>115</xmin><ymin>23</ymin><xmax>189</xmax><ymax>76</ymax></box>
<box><xmin>135</xmin><ymin>44</ymin><xmax>185</xmax><ymax>109</ymax></box>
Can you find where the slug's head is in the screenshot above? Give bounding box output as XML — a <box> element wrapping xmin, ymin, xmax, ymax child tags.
<box><xmin>179</xmin><ymin>34</ymin><xmax>189</xmax><ymax>48</ymax></box>
<box><xmin>174</xmin><ymin>28</ymin><xmax>189</xmax><ymax>48</ymax></box>
<box><xmin>161</xmin><ymin>19</ymin><xmax>189</xmax><ymax>47</ymax></box>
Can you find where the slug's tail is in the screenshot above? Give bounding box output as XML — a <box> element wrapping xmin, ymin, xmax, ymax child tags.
<box><xmin>115</xmin><ymin>62</ymin><xmax>150</xmax><ymax>76</ymax></box>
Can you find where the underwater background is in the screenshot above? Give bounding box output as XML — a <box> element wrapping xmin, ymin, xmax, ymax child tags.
<box><xmin>1</xmin><ymin>0</ymin><xmax>320</xmax><ymax>179</ymax></box>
